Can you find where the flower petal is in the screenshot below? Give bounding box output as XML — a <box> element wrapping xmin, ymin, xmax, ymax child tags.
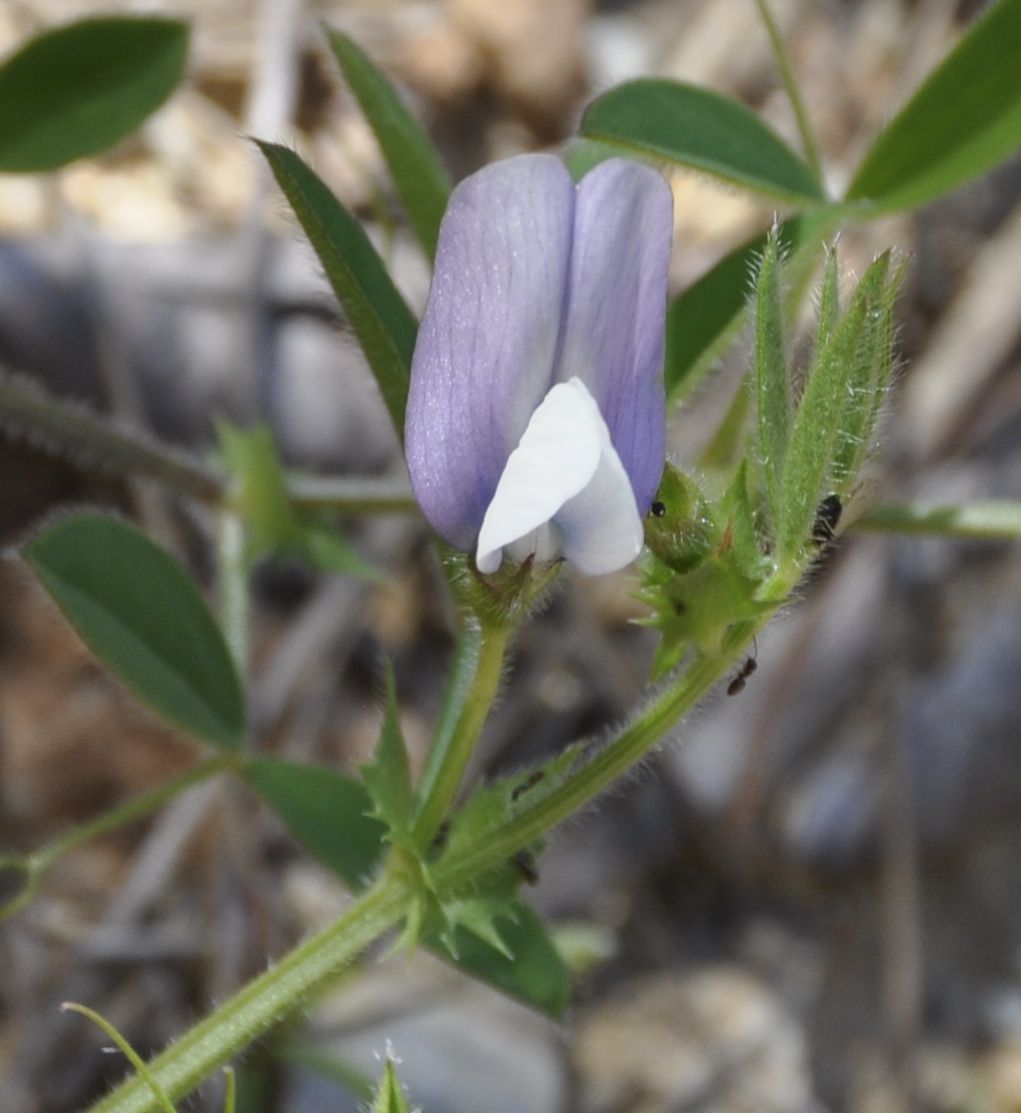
<box><xmin>476</xmin><ymin>378</ymin><xmax>642</xmax><ymax>576</ymax></box>
<box><xmin>555</xmin><ymin>159</ymin><xmax>673</xmax><ymax>513</ymax></box>
<box><xmin>405</xmin><ymin>154</ymin><xmax>575</xmax><ymax>549</ymax></box>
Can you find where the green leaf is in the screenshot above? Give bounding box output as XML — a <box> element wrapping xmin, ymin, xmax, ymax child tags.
<box><xmin>24</xmin><ymin>513</ymin><xmax>244</xmax><ymax>749</ymax></box>
<box><xmin>847</xmin><ymin>0</ymin><xmax>1021</xmax><ymax>211</ymax></box>
<box><xmin>0</xmin><ymin>16</ymin><xmax>188</xmax><ymax>173</ymax></box>
<box><xmin>777</xmin><ymin>253</ymin><xmax>892</xmax><ymax>558</ymax></box>
<box><xmin>665</xmin><ymin>217</ymin><xmax>805</xmax><ymax>401</ymax></box>
<box><xmin>697</xmin><ymin>380</ymin><xmax>750</xmax><ymax>473</ymax></box>
<box><xmin>754</xmin><ymin>229</ymin><xmax>789</xmax><ymax>525</ymax></box>
<box><xmin>299</xmin><ymin>523</ymin><xmax>382</xmax><ymax>581</ymax></box>
<box><xmin>426</xmin><ymin>901</ymin><xmax>571</xmax><ymax>1017</ymax></box>
<box><xmin>580</xmin><ymin>79</ymin><xmax>825</xmax><ymax>204</ymax></box>
<box><xmin>244</xmin><ymin>758</ymin><xmax>386</xmax><ymax>890</ymax></box>
<box><xmin>360</xmin><ymin>667</ymin><xmax>416</xmax><ymax>846</ymax></box>
<box><xmin>218</xmin><ymin>422</ymin><xmax>381</xmax><ymax>580</ymax></box>
<box><xmin>561</xmin><ymin>138</ymin><xmax>621</xmax><ymax>182</ymax></box>
<box><xmin>247</xmin><ymin>756</ymin><xmax>572</xmax><ymax>1015</ymax></box>
<box><xmin>441</xmin><ymin>746</ymin><xmax>583</xmax><ymax>861</ymax></box>
<box><xmin>371</xmin><ymin>1059</ymin><xmax>410</xmax><ymax>1113</ymax></box>
<box><xmin>218</xmin><ymin>422</ymin><xmax>296</xmax><ymax>563</ymax></box>
<box><xmin>718</xmin><ymin>460</ymin><xmax>765</xmax><ymax>579</ymax></box>
<box><xmin>257</xmin><ymin>142</ymin><xmax>417</xmax><ymax>436</ymax></box>
<box><xmin>815</xmin><ymin>247</ymin><xmax>840</xmax><ymax>348</ymax></box>
<box><xmin>832</xmin><ymin>257</ymin><xmax>903</xmax><ymax>481</ymax></box>
<box><xmin>325</xmin><ymin>29</ymin><xmax>451</xmax><ymax>261</ymax></box>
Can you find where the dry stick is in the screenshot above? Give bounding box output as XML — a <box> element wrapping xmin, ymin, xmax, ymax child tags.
<box><xmin>238</xmin><ymin>0</ymin><xmax>306</xmax><ymax>417</ymax></box>
<box><xmin>879</xmin><ymin>554</ymin><xmax>924</xmax><ymax>1110</ymax></box>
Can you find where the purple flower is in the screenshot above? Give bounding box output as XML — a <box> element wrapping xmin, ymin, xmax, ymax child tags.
<box><xmin>405</xmin><ymin>154</ymin><xmax>673</xmax><ymax>576</ymax></box>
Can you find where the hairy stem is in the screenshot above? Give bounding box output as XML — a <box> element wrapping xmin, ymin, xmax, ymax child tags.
<box><xmin>0</xmin><ymin>367</ymin><xmax>417</xmax><ymax>516</ymax></box>
<box><xmin>853</xmin><ymin>500</ymin><xmax>1021</xmax><ymax>540</ymax></box>
<box><xmin>432</xmin><ymin>631</ymin><xmax>753</xmax><ymax>893</ymax></box>
<box><xmin>86</xmin><ymin>876</ymin><xmax>410</xmax><ymax>1113</ymax></box>
<box><xmin>752</xmin><ymin>0</ymin><xmax>824</xmax><ymax>182</ymax></box>
<box><xmin>80</xmin><ymin>588</ymin><xmax>790</xmax><ymax>1113</ymax></box>
<box><xmin>0</xmin><ymin>367</ymin><xmax>223</xmax><ymax>503</ymax></box>
<box><xmin>285</xmin><ymin>474</ymin><xmax>416</xmax><ymax>515</ymax></box>
<box><xmin>1</xmin><ymin>754</ymin><xmax>238</xmax><ymax>923</ymax></box>
<box><xmin>412</xmin><ymin>619</ymin><xmax>511</xmax><ymax>848</ymax></box>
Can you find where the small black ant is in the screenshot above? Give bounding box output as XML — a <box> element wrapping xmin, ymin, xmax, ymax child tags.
<box><xmin>512</xmin><ymin>850</ymin><xmax>540</xmax><ymax>886</ymax></box>
<box><xmin>811</xmin><ymin>494</ymin><xmax>843</xmax><ymax>548</ymax></box>
<box><xmin>511</xmin><ymin>770</ymin><xmax>545</xmax><ymax>802</ymax></box>
<box><xmin>726</xmin><ymin>642</ymin><xmax>759</xmax><ymax>697</ymax></box>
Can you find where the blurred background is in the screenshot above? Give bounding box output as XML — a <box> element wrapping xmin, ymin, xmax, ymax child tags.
<box><xmin>1</xmin><ymin>0</ymin><xmax>1020</xmax><ymax>1110</ymax></box>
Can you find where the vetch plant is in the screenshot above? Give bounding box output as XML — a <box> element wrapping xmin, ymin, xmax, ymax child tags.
<box><xmin>0</xmin><ymin>5</ymin><xmax>1020</xmax><ymax>1111</ymax></box>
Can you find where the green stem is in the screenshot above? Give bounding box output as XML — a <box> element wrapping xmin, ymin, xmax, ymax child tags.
<box><xmin>285</xmin><ymin>474</ymin><xmax>416</xmax><ymax>516</ymax></box>
<box><xmin>412</xmin><ymin>620</ymin><xmax>510</xmax><ymax>848</ymax></box>
<box><xmin>752</xmin><ymin>0</ymin><xmax>824</xmax><ymax>183</ymax></box>
<box><xmin>80</xmin><ymin>585</ymin><xmax>791</xmax><ymax>1113</ymax></box>
<box><xmin>216</xmin><ymin>510</ymin><xmax>250</xmax><ymax>678</ymax></box>
<box><xmin>62</xmin><ymin>1004</ymin><xmax>178</xmax><ymax>1113</ymax></box>
<box><xmin>431</xmin><ymin>642</ymin><xmax>743</xmax><ymax>893</ymax></box>
<box><xmin>34</xmin><ymin>755</ymin><xmax>238</xmax><ymax>872</ymax></box>
<box><xmin>0</xmin><ymin>367</ymin><xmax>416</xmax><ymax>517</ymax></box>
<box><xmin>0</xmin><ymin>367</ymin><xmax>224</xmax><ymax>503</ymax></box>
<box><xmin>86</xmin><ymin>875</ymin><xmax>410</xmax><ymax>1113</ymax></box>
<box><xmin>853</xmin><ymin>500</ymin><xmax>1021</xmax><ymax>540</ymax></box>
<box><xmin>1</xmin><ymin>755</ymin><xmax>237</xmax><ymax>923</ymax></box>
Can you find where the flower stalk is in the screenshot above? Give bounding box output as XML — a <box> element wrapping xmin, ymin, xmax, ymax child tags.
<box><xmin>411</xmin><ymin>617</ymin><xmax>511</xmax><ymax>848</ymax></box>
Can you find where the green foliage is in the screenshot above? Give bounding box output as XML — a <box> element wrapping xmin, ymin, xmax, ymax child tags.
<box><xmin>23</xmin><ymin>513</ymin><xmax>244</xmax><ymax>750</ymax></box>
<box><xmin>426</xmin><ymin>901</ymin><xmax>571</xmax><ymax>1016</ymax></box>
<box><xmin>361</xmin><ymin>667</ymin><xmax>417</xmax><ymax>850</ymax></box>
<box><xmin>440</xmin><ymin>746</ymin><xmax>583</xmax><ymax>862</ymax></box>
<box><xmin>580</xmin><ymin>79</ymin><xmax>825</xmax><ymax>203</ymax></box>
<box><xmin>221</xmin><ymin>1068</ymin><xmax>236</xmax><ymax>1113</ymax></box>
<box><xmin>243</xmin><ymin>759</ymin><xmax>387</xmax><ymax>890</ymax></box>
<box><xmin>776</xmin><ymin>252</ymin><xmax>897</xmax><ymax>560</ymax></box>
<box><xmin>561</xmin><ymin>138</ymin><xmax>622</xmax><ymax>182</ymax></box>
<box><xmin>639</xmin><ymin>465</ymin><xmax>774</xmax><ymax>677</ymax></box>
<box><xmin>62</xmin><ymin>1003</ymin><xmax>178</xmax><ymax>1113</ymax></box>
<box><xmin>664</xmin><ymin>216</ymin><xmax>811</xmax><ymax>401</ymax></box>
<box><xmin>847</xmin><ymin>0</ymin><xmax>1021</xmax><ymax>212</ymax></box>
<box><xmin>0</xmin><ymin>16</ymin><xmax>188</xmax><ymax>172</ymax></box>
<box><xmin>754</xmin><ymin>231</ymin><xmax>790</xmax><ymax>524</ymax></box>
<box><xmin>256</xmin><ymin>142</ymin><xmax>417</xmax><ymax>437</ymax></box>
<box><xmin>326</xmin><ymin>29</ymin><xmax>451</xmax><ymax>261</ymax></box>
<box><xmin>218</xmin><ymin>422</ymin><xmax>379</xmax><ymax>579</ymax></box>
<box><xmin>370</xmin><ymin>1059</ymin><xmax>411</xmax><ymax>1113</ymax></box>
<box><xmin>408</xmin><ymin>748</ymin><xmax>580</xmax><ymax>1014</ymax></box>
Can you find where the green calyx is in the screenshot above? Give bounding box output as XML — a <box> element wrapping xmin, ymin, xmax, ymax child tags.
<box><xmin>638</xmin><ymin>464</ymin><xmax>775</xmax><ymax>678</ymax></box>
<box><xmin>442</xmin><ymin>545</ymin><xmax>562</xmax><ymax>629</ymax></box>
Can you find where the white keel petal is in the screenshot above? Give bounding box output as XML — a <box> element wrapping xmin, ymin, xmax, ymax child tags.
<box><xmin>475</xmin><ymin>379</ymin><xmax>643</xmax><ymax>576</ymax></box>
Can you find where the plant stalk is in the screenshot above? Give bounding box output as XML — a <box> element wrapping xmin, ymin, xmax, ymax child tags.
<box><xmin>85</xmin><ymin>876</ymin><xmax>410</xmax><ymax>1113</ymax></box>
<box><xmin>412</xmin><ymin>619</ymin><xmax>510</xmax><ymax>848</ymax></box>
<box><xmin>752</xmin><ymin>0</ymin><xmax>824</xmax><ymax>182</ymax></box>
<box><xmin>853</xmin><ymin>500</ymin><xmax>1021</xmax><ymax>540</ymax></box>
<box><xmin>1</xmin><ymin>754</ymin><xmax>238</xmax><ymax>923</ymax></box>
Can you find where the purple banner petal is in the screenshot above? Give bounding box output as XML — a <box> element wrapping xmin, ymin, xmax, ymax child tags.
<box><xmin>405</xmin><ymin>155</ymin><xmax>575</xmax><ymax>548</ymax></box>
<box><xmin>556</xmin><ymin>159</ymin><xmax>673</xmax><ymax>513</ymax></box>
